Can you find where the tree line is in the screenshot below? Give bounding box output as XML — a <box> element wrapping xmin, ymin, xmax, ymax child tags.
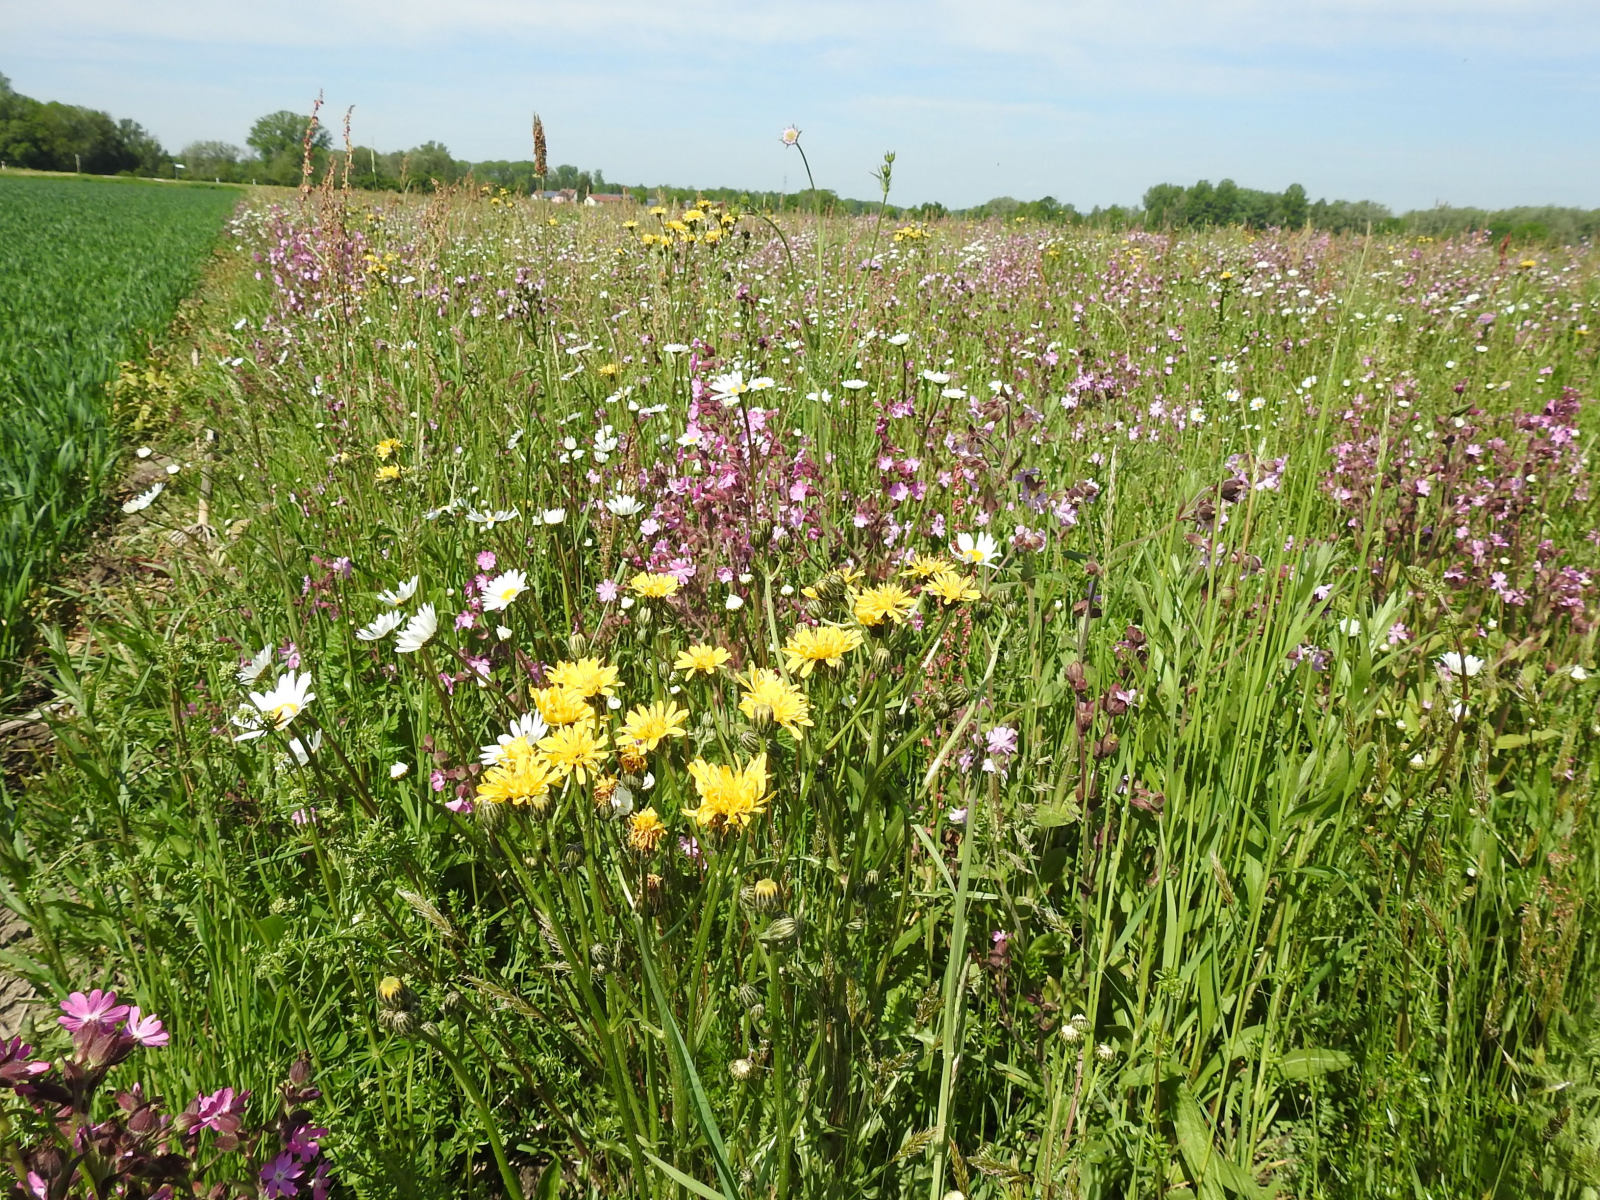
<box><xmin>3</xmin><ymin>76</ymin><xmax>1595</xmax><ymax>242</ymax></box>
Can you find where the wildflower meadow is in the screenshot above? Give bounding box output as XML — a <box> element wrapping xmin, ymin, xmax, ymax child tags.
<box><xmin>2</xmin><ymin>142</ymin><xmax>1598</xmax><ymax>1199</ymax></box>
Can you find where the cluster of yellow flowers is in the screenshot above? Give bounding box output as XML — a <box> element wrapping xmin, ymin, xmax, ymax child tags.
<box><xmin>638</xmin><ymin>198</ymin><xmax>739</xmax><ymax>247</ymax></box>
<box><xmin>893</xmin><ymin>223</ymin><xmax>929</xmax><ymax>243</ymax></box>
<box><xmin>361</xmin><ymin>250</ymin><xmax>401</xmax><ymax>277</ymax></box>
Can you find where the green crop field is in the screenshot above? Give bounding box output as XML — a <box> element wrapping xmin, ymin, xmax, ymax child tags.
<box><xmin>0</xmin><ymin>183</ymin><xmax>1598</xmax><ymax>1199</ymax></box>
<box><xmin>0</xmin><ymin>173</ymin><xmax>237</xmax><ymax>682</ymax></box>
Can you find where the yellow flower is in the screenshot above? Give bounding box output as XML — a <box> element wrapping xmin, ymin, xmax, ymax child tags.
<box><xmin>374</xmin><ymin>464</ymin><xmax>402</xmax><ymax>483</ymax></box>
<box><xmin>628</xmin><ymin>807</ymin><xmax>667</xmax><ymax>853</ymax></box>
<box><xmin>375</xmin><ymin>438</ymin><xmax>402</xmax><ymax>460</ymax></box>
<box><xmin>782</xmin><ymin>625</ymin><xmax>863</xmax><ymax>676</ymax></box>
<box><xmin>630</xmin><ymin>572</ymin><xmax>680</xmax><ymax>599</ymax></box>
<box><xmin>681</xmin><ymin>209</ymin><xmax>706</xmax><ymax>224</ymax></box>
<box><xmin>854</xmin><ymin>583</ymin><xmax>916</xmax><ymax>628</ymax></box>
<box><xmin>475</xmin><ymin>737</ymin><xmax>559</xmax><ymax>808</ymax></box>
<box><xmin>737</xmin><ymin>668</ymin><xmax>813</xmax><ymax>738</ymax></box>
<box><xmin>597</xmin><ymin>362</ymin><xmax>620</xmax><ymax>377</ymax></box>
<box><xmin>685</xmin><ymin>753</ymin><xmax>769</xmax><ymax>831</ymax></box>
<box><xmin>619</xmin><ymin>701</ymin><xmax>689</xmax><ymax>752</ymax></box>
<box><xmin>675</xmin><ymin>644</ymin><xmax>731</xmax><ymax>676</ymax></box>
<box><xmin>923</xmin><ymin>570</ymin><xmax>981</xmax><ymax>606</ymax></box>
<box><xmin>619</xmin><ymin>742</ymin><xmax>648</xmax><ymax>774</ymax></box>
<box><xmin>548</xmin><ymin>657</ymin><xmax>621</xmax><ymax>699</ymax></box>
<box><xmin>538</xmin><ymin>723</ymin><xmax>610</xmax><ymax>784</ymax></box>
<box><xmin>648</xmin><ymin>205</ymin><xmax>668</xmax><ymax>216</ymax></box>
<box><xmin>534</xmin><ymin>686</ymin><xmax>593</xmax><ymax>728</ymax></box>
<box><xmin>901</xmin><ymin>554</ymin><xmax>952</xmax><ymax>580</ymax></box>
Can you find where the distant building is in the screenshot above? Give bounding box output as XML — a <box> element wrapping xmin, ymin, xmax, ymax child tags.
<box><xmin>537</xmin><ymin>188</ymin><xmax>579</xmax><ymax>204</ymax></box>
<box><xmin>584</xmin><ymin>191</ymin><xmax>629</xmax><ymax>206</ymax></box>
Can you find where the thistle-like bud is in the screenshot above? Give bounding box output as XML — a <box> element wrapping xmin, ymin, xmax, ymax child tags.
<box><xmin>748</xmin><ymin>703</ymin><xmax>774</xmax><ymax>734</ymax></box>
<box><xmin>475</xmin><ymin>797</ymin><xmax>506</xmax><ymax>833</ymax></box>
<box><xmin>567</xmin><ymin>632</ymin><xmax>588</xmax><ymax>659</ymax></box>
<box><xmin>816</xmin><ymin>571</ymin><xmax>848</xmax><ymax>603</ymax></box>
<box><xmin>760</xmin><ymin>916</ymin><xmax>801</xmax><ymax>944</ymax></box>
<box><xmin>377</xmin><ymin>976</ymin><xmax>413</xmax><ymax>1011</ymax></box>
<box><xmin>441</xmin><ymin>990</ymin><xmax>462</xmax><ymax>1013</ymax></box>
<box><xmin>745</xmin><ymin>877</ymin><xmax>782</xmax><ymax>912</ymax></box>
<box><xmin>872</xmin><ymin>646</ymin><xmax>892</xmax><ymax>669</ymax></box>
<box><xmin>636</xmin><ymin>605</ymin><xmax>653</xmax><ymax>627</ymax></box>
<box><xmin>738</xmin><ymin>983</ymin><xmax>762</xmax><ymax>1008</ymax></box>
<box><xmin>377</xmin><ymin>1007</ymin><xmax>416</xmax><ymax>1035</ymax></box>
<box><xmin>739</xmin><ymin>729</ymin><xmax>765</xmax><ymax>755</ymax></box>
<box><xmin>1060</xmin><ymin>1022</ymin><xmax>1082</xmax><ymax>1043</ymax></box>
<box><xmin>563</xmin><ymin>841</ymin><xmax>584</xmax><ymax>870</ymax></box>
<box><xmin>1095</xmin><ymin>1042</ymin><xmax>1116</xmax><ymax>1062</ymax></box>
<box><xmin>729</xmin><ymin>1057</ymin><xmax>754</xmax><ymax>1081</ymax></box>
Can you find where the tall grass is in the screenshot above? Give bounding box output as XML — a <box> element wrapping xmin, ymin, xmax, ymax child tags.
<box><xmin>2</xmin><ymin>183</ymin><xmax>1597</xmax><ymax>1198</ymax></box>
<box><xmin>0</xmin><ymin>174</ymin><xmax>238</xmax><ymax>687</ymax></box>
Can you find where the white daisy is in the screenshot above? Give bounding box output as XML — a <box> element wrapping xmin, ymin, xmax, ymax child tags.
<box><xmin>540</xmin><ymin>508</ymin><xmax>566</xmax><ymax>526</ymax></box>
<box><xmin>235</xmin><ymin>671</ymin><xmax>316</xmax><ymax>741</ymax></box>
<box><xmin>1438</xmin><ymin>652</ymin><xmax>1485</xmax><ymax>678</ymax></box>
<box><xmin>236</xmin><ymin>645</ymin><xmax>274</xmax><ymax>686</ymax></box>
<box><xmin>953</xmin><ymin>531</ymin><xmax>1001</xmax><ymax>568</ymax></box>
<box><xmin>285</xmin><ymin>730</ymin><xmax>322</xmax><ymax>766</ymax></box>
<box><xmin>480</xmin><ymin>712</ymin><xmax>550</xmax><ymax>766</ymax></box>
<box><xmin>395</xmin><ymin>604</ymin><xmax>437</xmax><ymax>653</ymax></box>
<box><xmin>121</xmin><ymin>483</ymin><xmax>164</xmax><ymax>514</ymax></box>
<box><xmin>606</xmin><ymin>494</ymin><xmax>644</xmax><ymax>517</ymax></box>
<box><xmin>481</xmin><ymin>570</ymin><xmax>528</xmax><ymax>612</ymax></box>
<box><xmin>378</xmin><ymin>575</ymin><xmax>419</xmax><ymax>606</ymax></box>
<box><xmin>356</xmin><ymin>611</ymin><xmax>406</xmax><ymax>641</ymax></box>
<box><xmin>389</xmin><ymin>762</ymin><xmax>410</xmax><ymax>779</ymax></box>
<box><xmin>710</xmin><ymin>371</ymin><xmax>749</xmax><ymax>407</ymax></box>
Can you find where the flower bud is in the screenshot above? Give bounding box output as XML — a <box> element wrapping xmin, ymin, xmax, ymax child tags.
<box><xmin>729</xmin><ymin>1057</ymin><xmax>754</xmax><ymax>1081</ymax></box>
<box><xmin>759</xmin><ymin>916</ymin><xmax>800</xmax><ymax>944</ymax></box>
<box><xmin>739</xmin><ymin>729</ymin><xmax>765</xmax><ymax>755</ymax></box>
<box><xmin>738</xmin><ymin>983</ymin><xmax>762</xmax><ymax>1008</ymax></box>
<box><xmin>748</xmin><ymin>703</ymin><xmax>774</xmax><ymax>734</ymax></box>
<box><xmin>1093</xmin><ymin>734</ymin><xmax>1120</xmax><ymax>760</ymax></box>
<box><xmin>567</xmin><ymin>632</ymin><xmax>588</xmax><ymax>659</ymax></box>
<box><xmin>377</xmin><ymin>977</ymin><xmax>411</xmax><ymax>1010</ymax></box>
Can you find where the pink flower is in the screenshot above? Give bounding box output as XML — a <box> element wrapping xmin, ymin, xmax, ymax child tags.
<box><xmin>195</xmin><ymin>1086</ymin><xmax>248</xmax><ymax>1132</ymax></box>
<box><xmin>445</xmin><ymin>796</ymin><xmax>474</xmax><ymax>815</ymax></box>
<box><xmin>430</xmin><ymin>769</ymin><xmax>447</xmax><ymax>792</ymax></box>
<box><xmin>125</xmin><ymin>1006</ymin><xmax>169</xmax><ymax>1048</ymax></box>
<box><xmin>261</xmin><ymin>1152</ymin><xmax>304</xmax><ymax>1199</ymax></box>
<box><xmin>596</xmin><ymin>579</ymin><xmax>620</xmax><ymax>603</ymax></box>
<box><xmin>25</xmin><ymin>1172</ymin><xmax>46</xmax><ymax>1200</ymax></box>
<box><xmin>476</xmin><ymin>550</ymin><xmax>497</xmax><ymax>570</ymax></box>
<box><xmin>58</xmin><ymin>988</ymin><xmax>129</xmax><ymax>1033</ymax></box>
<box><xmin>286</xmin><ymin>1123</ymin><xmax>329</xmax><ymax>1157</ymax></box>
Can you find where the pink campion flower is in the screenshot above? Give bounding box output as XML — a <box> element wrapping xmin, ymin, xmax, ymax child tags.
<box><xmin>0</xmin><ymin>1037</ymin><xmax>50</xmax><ymax>1085</ymax></box>
<box><xmin>290</xmin><ymin>807</ymin><xmax>317</xmax><ymax>826</ymax></box>
<box><xmin>195</xmin><ymin>1086</ymin><xmax>248</xmax><ymax>1132</ymax></box>
<box><xmin>261</xmin><ymin>1152</ymin><xmax>304</xmax><ymax>1199</ymax></box>
<box><xmin>455</xmin><ymin>609</ymin><xmax>476</xmax><ymax>631</ymax></box>
<box><xmin>1386</xmin><ymin>622</ymin><xmax>1412</xmax><ymax>646</ymax></box>
<box><xmin>430</xmin><ymin>769</ymin><xmax>447</xmax><ymax>792</ymax></box>
<box><xmin>59</xmin><ymin>989</ymin><xmax>129</xmax><ymax>1033</ymax></box>
<box><xmin>124</xmin><ymin>1007</ymin><xmax>169</xmax><ymax>1048</ymax></box>
<box><xmin>286</xmin><ymin>1123</ymin><xmax>329</xmax><ymax>1157</ymax></box>
<box><xmin>25</xmin><ymin>1172</ymin><xmax>46</xmax><ymax>1200</ymax></box>
<box><xmin>476</xmin><ymin>550</ymin><xmax>497</xmax><ymax>571</ymax></box>
<box><xmin>310</xmin><ymin>1161</ymin><xmax>333</xmax><ymax>1200</ymax></box>
<box><xmin>444</xmin><ymin>796</ymin><xmax>474</xmax><ymax>815</ymax></box>
<box><xmin>279</xmin><ymin>643</ymin><xmax>301</xmax><ymax>670</ymax></box>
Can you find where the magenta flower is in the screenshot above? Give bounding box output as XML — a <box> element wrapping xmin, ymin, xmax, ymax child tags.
<box><xmin>195</xmin><ymin>1086</ymin><xmax>248</xmax><ymax>1132</ymax></box>
<box><xmin>58</xmin><ymin>988</ymin><xmax>130</xmax><ymax>1033</ymax></box>
<box><xmin>476</xmin><ymin>549</ymin><xmax>497</xmax><ymax>570</ymax></box>
<box><xmin>286</xmin><ymin>1123</ymin><xmax>329</xmax><ymax>1157</ymax></box>
<box><xmin>261</xmin><ymin>1152</ymin><xmax>304</xmax><ymax>1198</ymax></box>
<box><xmin>596</xmin><ymin>578</ymin><xmax>620</xmax><ymax>603</ymax></box>
<box><xmin>310</xmin><ymin>1160</ymin><xmax>333</xmax><ymax>1200</ymax></box>
<box><xmin>445</xmin><ymin>796</ymin><xmax>474</xmax><ymax>815</ymax></box>
<box><xmin>125</xmin><ymin>1006</ymin><xmax>169</xmax><ymax>1048</ymax></box>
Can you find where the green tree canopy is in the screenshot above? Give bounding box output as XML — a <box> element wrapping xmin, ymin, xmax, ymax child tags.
<box><xmin>246</xmin><ymin>110</ymin><xmax>330</xmax><ymax>162</ymax></box>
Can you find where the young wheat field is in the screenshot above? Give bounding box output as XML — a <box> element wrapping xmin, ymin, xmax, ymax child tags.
<box><xmin>2</xmin><ymin>179</ymin><xmax>1598</xmax><ymax>1199</ymax></box>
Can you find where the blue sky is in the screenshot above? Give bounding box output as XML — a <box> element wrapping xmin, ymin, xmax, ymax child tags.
<box><xmin>5</xmin><ymin>0</ymin><xmax>1597</xmax><ymax>210</ymax></box>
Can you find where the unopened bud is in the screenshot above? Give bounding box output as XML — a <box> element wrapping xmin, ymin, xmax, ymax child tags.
<box><xmin>1094</xmin><ymin>734</ymin><xmax>1119</xmax><ymax>760</ymax></box>
<box><xmin>749</xmin><ymin>703</ymin><xmax>774</xmax><ymax>734</ymax></box>
<box><xmin>739</xmin><ymin>729</ymin><xmax>765</xmax><ymax>755</ymax></box>
<box><xmin>738</xmin><ymin>983</ymin><xmax>762</xmax><ymax>1008</ymax></box>
<box><xmin>567</xmin><ymin>633</ymin><xmax>588</xmax><ymax>659</ymax></box>
<box><xmin>729</xmin><ymin>1057</ymin><xmax>754</xmax><ymax>1081</ymax></box>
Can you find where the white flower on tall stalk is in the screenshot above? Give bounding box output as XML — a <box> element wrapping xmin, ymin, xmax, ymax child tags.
<box><xmin>710</xmin><ymin>371</ymin><xmax>750</xmax><ymax>407</ymax></box>
<box><xmin>841</xmin><ymin>379</ymin><xmax>869</xmax><ymax>391</ymax></box>
<box><xmin>285</xmin><ymin>730</ymin><xmax>322</xmax><ymax>766</ymax></box>
<box><xmin>725</xmin><ymin>594</ymin><xmax>744</xmax><ymax>611</ymax></box>
<box><xmin>922</xmin><ymin>370</ymin><xmax>950</xmax><ymax>384</ymax></box>
<box><xmin>953</xmin><ymin>531</ymin><xmax>1001</xmax><ymax>568</ymax></box>
<box><xmin>378</xmin><ymin>575</ymin><xmax>419</xmax><ymax>606</ymax></box>
<box><xmin>746</xmin><ymin>376</ymin><xmax>776</xmax><ymax>394</ymax></box>
<box><xmin>237</xmin><ymin>645</ymin><xmax>274</xmax><ymax>686</ymax></box>
<box><xmin>540</xmin><ymin>508</ymin><xmax>566</xmax><ymax>526</ymax></box>
<box><xmin>663</xmin><ymin>343</ymin><xmax>690</xmax><ymax>354</ymax></box>
<box><xmin>1571</xmin><ymin>665</ymin><xmax>1591</xmax><ymax>681</ymax></box>
<box><xmin>235</xmin><ymin>671</ymin><xmax>316</xmax><ymax>742</ymax></box>
<box><xmin>482</xmin><ymin>570</ymin><xmax>528</xmax><ymax>612</ymax></box>
<box><xmin>389</xmin><ymin>762</ymin><xmax>409</xmax><ymax>779</ymax></box>
<box><xmin>1438</xmin><ymin>652</ymin><xmax>1485</xmax><ymax>678</ymax></box>
<box><xmin>780</xmin><ymin>125</ymin><xmax>801</xmax><ymax>146</ymax></box>
<box><xmin>466</xmin><ymin>507</ymin><xmax>519</xmax><ymax>529</ymax></box>
<box><xmin>394</xmin><ymin>604</ymin><xmax>437</xmax><ymax>653</ymax></box>
<box><xmin>606</xmin><ymin>494</ymin><xmax>644</xmax><ymax>517</ymax></box>
<box><xmin>887</xmin><ymin>332</ymin><xmax>910</xmax><ymax>346</ymax></box>
<box><xmin>356</xmin><ymin>611</ymin><xmax>406</xmax><ymax>641</ymax></box>
<box><xmin>480</xmin><ymin>712</ymin><xmax>550</xmax><ymax>766</ymax></box>
<box><xmin>121</xmin><ymin>483</ymin><xmax>164</xmax><ymax>514</ymax></box>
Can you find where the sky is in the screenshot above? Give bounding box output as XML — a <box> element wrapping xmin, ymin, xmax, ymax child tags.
<box><xmin>4</xmin><ymin>0</ymin><xmax>1597</xmax><ymax>211</ymax></box>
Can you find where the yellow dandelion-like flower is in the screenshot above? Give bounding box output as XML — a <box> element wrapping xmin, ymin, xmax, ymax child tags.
<box><xmin>923</xmin><ymin>570</ymin><xmax>982</xmax><ymax>606</ymax></box>
<box><xmin>737</xmin><ymin>668</ymin><xmax>813</xmax><ymax>739</ymax></box>
<box><xmin>685</xmin><ymin>753</ymin><xmax>769</xmax><ymax>832</ymax></box>
<box><xmin>619</xmin><ymin>742</ymin><xmax>648</xmax><ymax>774</ymax></box>
<box><xmin>854</xmin><ymin>583</ymin><xmax>916</xmax><ymax>628</ymax></box>
<box><xmin>374</xmin><ymin>464</ymin><xmax>402</xmax><ymax>483</ymax></box>
<box><xmin>619</xmin><ymin>701</ymin><xmax>689</xmax><ymax>752</ymax></box>
<box><xmin>548</xmin><ymin>657</ymin><xmax>621</xmax><ymax>699</ymax></box>
<box><xmin>538</xmin><ymin>723</ymin><xmax>610</xmax><ymax>784</ymax></box>
<box><xmin>534</xmin><ymin>685</ymin><xmax>593</xmax><ymax>728</ymax></box>
<box><xmin>675</xmin><ymin>644</ymin><xmax>731</xmax><ymax>676</ymax></box>
<box><xmin>375</xmin><ymin>438</ymin><xmax>402</xmax><ymax>460</ymax></box>
<box><xmin>475</xmin><ymin>737</ymin><xmax>559</xmax><ymax>808</ymax></box>
<box><xmin>628</xmin><ymin>807</ymin><xmax>667</xmax><ymax>853</ymax></box>
<box><xmin>597</xmin><ymin>362</ymin><xmax>620</xmax><ymax>377</ymax></box>
<box><xmin>901</xmin><ymin>553</ymin><xmax>952</xmax><ymax>580</ymax></box>
<box><xmin>782</xmin><ymin>625</ymin><xmax>863</xmax><ymax>677</ymax></box>
<box><xmin>630</xmin><ymin>572</ymin><xmax>680</xmax><ymax>599</ymax></box>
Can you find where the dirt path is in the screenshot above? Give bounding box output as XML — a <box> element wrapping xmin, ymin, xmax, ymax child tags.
<box><xmin>0</xmin><ymin>909</ymin><xmax>40</xmax><ymax>1039</ymax></box>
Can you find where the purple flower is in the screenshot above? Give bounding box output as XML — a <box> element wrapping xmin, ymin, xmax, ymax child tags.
<box><xmin>596</xmin><ymin>579</ymin><xmax>620</xmax><ymax>603</ymax></box>
<box><xmin>430</xmin><ymin>769</ymin><xmax>447</xmax><ymax>792</ymax></box>
<box><xmin>58</xmin><ymin>988</ymin><xmax>129</xmax><ymax>1033</ymax></box>
<box><xmin>310</xmin><ymin>1161</ymin><xmax>333</xmax><ymax>1200</ymax></box>
<box><xmin>476</xmin><ymin>550</ymin><xmax>497</xmax><ymax>570</ymax></box>
<box><xmin>261</xmin><ymin>1152</ymin><xmax>305</xmax><ymax>1198</ymax></box>
<box><xmin>195</xmin><ymin>1086</ymin><xmax>248</xmax><ymax>1132</ymax></box>
<box><xmin>125</xmin><ymin>1006</ymin><xmax>169</xmax><ymax>1048</ymax></box>
<box><xmin>280</xmin><ymin>642</ymin><xmax>301</xmax><ymax>669</ymax></box>
<box><xmin>985</xmin><ymin>726</ymin><xmax>1019</xmax><ymax>758</ymax></box>
<box><xmin>445</xmin><ymin>796</ymin><xmax>474</xmax><ymax>815</ymax></box>
<box><xmin>286</xmin><ymin>1123</ymin><xmax>329</xmax><ymax>1158</ymax></box>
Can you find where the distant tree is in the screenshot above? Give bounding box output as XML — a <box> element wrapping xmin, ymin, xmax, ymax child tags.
<box><xmin>1143</xmin><ymin>183</ymin><xmax>1185</xmax><ymax>228</ymax></box>
<box><xmin>247</xmin><ymin>110</ymin><xmax>330</xmax><ymax>162</ymax></box>
<box><xmin>1280</xmin><ymin>183</ymin><xmax>1309</xmax><ymax>227</ymax></box>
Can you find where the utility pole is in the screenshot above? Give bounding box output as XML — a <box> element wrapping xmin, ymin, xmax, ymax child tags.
<box><xmin>75</xmin><ymin>153</ymin><xmax>81</xmax><ymax>173</ymax></box>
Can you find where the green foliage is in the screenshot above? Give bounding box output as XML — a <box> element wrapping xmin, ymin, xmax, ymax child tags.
<box><xmin>0</xmin><ymin>173</ymin><xmax>236</xmax><ymax>684</ymax></box>
<box><xmin>0</xmin><ymin>72</ymin><xmax>167</xmax><ymax>176</ymax></box>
